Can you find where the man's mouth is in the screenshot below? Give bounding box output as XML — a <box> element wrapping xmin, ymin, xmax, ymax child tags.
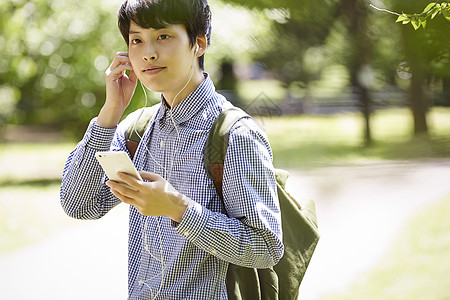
<box><xmin>143</xmin><ymin>67</ymin><xmax>165</xmax><ymax>75</ymax></box>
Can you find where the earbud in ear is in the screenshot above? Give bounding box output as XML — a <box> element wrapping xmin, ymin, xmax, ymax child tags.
<box><xmin>195</xmin><ymin>44</ymin><xmax>199</xmax><ymax>54</ymax></box>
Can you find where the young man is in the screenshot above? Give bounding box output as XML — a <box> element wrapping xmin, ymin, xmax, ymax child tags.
<box><xmin>60</xmin><ymin>0</ymin><xmax>283</xmax><ymax>298</ymax></box>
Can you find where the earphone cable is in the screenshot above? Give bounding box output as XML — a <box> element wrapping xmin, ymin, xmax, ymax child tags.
<box><xmin>131</xmin><ymin>46</ymin><xmax>198</xmax><ymax>299</ymax></box>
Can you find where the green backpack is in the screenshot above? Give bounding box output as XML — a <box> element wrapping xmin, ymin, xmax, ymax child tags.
<box><xmin>125</xmin><ymin>104</ymin><xmax>320</xmax><ymax>300</ymax></box>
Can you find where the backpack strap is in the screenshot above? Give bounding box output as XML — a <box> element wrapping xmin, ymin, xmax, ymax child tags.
<box><xmin>205</xmin><ymin>109</ymin><xmax>281</xmax><ymax>299</ymax></box>
<box><xmin>125</xmin><ymin>103</ymin><xmax>161</xmax><ymax>159</ymax></box>
<box><xmin>204</xmin><ymin>107</ymin><xmax>260</xmax><ymax>200</ymax></box>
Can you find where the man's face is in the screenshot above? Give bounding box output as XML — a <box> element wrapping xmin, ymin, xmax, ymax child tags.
<box><xmin>128</xmin><ymin>22</ymin><xmax>197</xmax><ymax>100</ymax></box>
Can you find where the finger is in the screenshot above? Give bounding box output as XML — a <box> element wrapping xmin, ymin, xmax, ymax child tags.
<box><xmin>115</xmin><ymin>51</ymin><xmax>129</xmax><ymax>57</ymax></box>
<box><xmin>110</xmin><ymin>187</ymin><xmax>135</xmax><ymax>205</ymax></box>
<box><xmin>107</xmin><ymin>62</ymin><xmax>133</xmax><ymax>74</ymax></box>
<box><xmin>107</xmin><ymin>179</ymin><xmax>138</xmax><ymax>196</ymax></box>
<box><xmin>113</xmin><ymin>51</ymin><xmax>129</xmax><ymax>61</ymax></box>
<box><xmin>106</xmin><ymin>64</ymin><xmax>134</xmax><ymax>80</ymax></box>
<box><xmin>118</xmin><ymin>172</ymin><xmax>143</xmax><ymax>189</ymax></box>
<box><xmin>109</xmin><ymin>54</ymin><xmax>132</xmax><ymax>71</ymax></box>
<box><xmin>139</xmin><ymin>171</ymin><xmax>163</xmax><ymax>182</ymax></box>
<box><xmin>109</xmin><ymin>58</ymin><xmax>130</xmax><ymax>71</ymax></box>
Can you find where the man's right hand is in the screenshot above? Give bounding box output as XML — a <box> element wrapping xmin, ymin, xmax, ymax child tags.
<box><xmin>97</xmin><ymin>52</ymin><xmax>137</xmax><ymax>128</ymax></box>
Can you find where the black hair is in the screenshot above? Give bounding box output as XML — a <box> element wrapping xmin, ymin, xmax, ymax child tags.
<box><xmin>118</xmin><ymin>0</ymin><xmax>212</xmax><ymax>70</ymax></box>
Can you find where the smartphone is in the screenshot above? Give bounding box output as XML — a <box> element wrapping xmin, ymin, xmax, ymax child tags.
<box><xmin>95</xmin><ymin>151</ymin><xmax>142</xmax><ymax>189</ymax></box>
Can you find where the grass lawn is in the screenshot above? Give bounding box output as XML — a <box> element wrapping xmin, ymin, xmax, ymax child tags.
<box><xmin>0</xmin><ymin>183</ymin><xmax>80</xmax><ymax>254</ymax></box>
<box><xmin>261</xmin><ymin>107</ymin><xmax>450</xmax><ymax>169</ymax></box>
<box><xmin>320</xmin><ymin>195</ymin><xmax>450</xmax><ymax>300</ymax></box>
<box><xmin>0</xmin><ymin>142</ymin><xmax>78</xmax><ymax>254</ymax></box>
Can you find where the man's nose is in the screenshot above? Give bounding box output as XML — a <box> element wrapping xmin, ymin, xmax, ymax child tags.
<box><xmin>143</xmin><ymin>43</ymin><xmax>157</xmax><ymax>61</ymax></box>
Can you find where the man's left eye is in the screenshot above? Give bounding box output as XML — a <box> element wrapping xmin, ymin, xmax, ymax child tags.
<box><xmin>159</xmin><ymin>35</ymin><xmax>170</xmax><ymax>40</ymax></box>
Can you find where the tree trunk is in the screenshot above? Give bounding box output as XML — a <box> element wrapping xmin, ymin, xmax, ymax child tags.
<box><xmin>410</xmin><ymin>70</ymin><xmax>429</xmax><ymax>135</ymax></box>
<box><xmin>442</xmin><ymin>77</ymin><xmax>450</xmax><ymax>106</ymax></box>
<box><xmin>360</xmin><ymin>85</ymin><xmax>372</xmax><ymax>145</ymax></box>
<box><xmin>401</xmin><ymin>26</ymin><xmax>429</xmax><ymax>136</ymax></box>
<box><xmin>340</xmin><ymin>0</ymin><xmax>373</xmax><ymax>146</ymax></box>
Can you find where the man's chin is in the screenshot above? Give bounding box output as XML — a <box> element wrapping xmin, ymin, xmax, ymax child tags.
<box><xmin>138</xmin><ymin>81</ymin><xmax>163</xmax><ymax>93</ymax></box>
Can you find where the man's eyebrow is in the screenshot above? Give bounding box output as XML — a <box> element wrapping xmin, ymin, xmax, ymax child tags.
<box><xmin>129</xmin><ymin>27</ymin><xmax>171</xmax><ymax>35</ymax></box>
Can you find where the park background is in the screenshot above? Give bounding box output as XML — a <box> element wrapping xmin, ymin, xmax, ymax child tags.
<box><xmin>1</xmin><ymin>0</ymin><xmax>450</xmax><ymax>299</ymax></box>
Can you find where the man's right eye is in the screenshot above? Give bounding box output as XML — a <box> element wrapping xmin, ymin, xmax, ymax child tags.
<box><xmin>131</xmin><ymin>38</ymin><xmax>142</xmax><ymax>45</ymax></box>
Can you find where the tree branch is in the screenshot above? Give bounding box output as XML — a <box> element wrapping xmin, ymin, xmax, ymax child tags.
<box><xmin>369</xmin><ymin>4</ymin><xmax>401</xmax><ymax>16</ymax></box>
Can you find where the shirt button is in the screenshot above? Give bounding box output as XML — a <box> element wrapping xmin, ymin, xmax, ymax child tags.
<box><xmin>160</xmin><ymin>141</ymin><xmax>164</xmax><ymax>148</ymax></box>
<box><xmin>211</xmin><ymin>250</ymin><xmax>218</xmax><ymax>255</ymax></box>
<box><xmin>184</xmin><ymin>231</ymin><xmax>190</xmax><ymax>237</ymax></box>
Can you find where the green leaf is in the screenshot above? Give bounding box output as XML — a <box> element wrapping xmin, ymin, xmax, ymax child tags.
<box><xmin>431</xmin><ymin>7</ymin><xmax>440</xmax><ymax>19</ymax></box>
<box><xmin>411</xmin><ymin>18</ymin><xmax>420</xmax><ymax>29</ymax></box>
<box><xmin>396</xmin><ymin>14</ymin><xmax>410</xmax><ymax>23</ymax></box>
<box><xmin>443</xmin><ymin>8</ymin><xmax>450</xmax><ymax>21</ymax></box>
<box><xmin>419</xmin><ymin>16</ymin><xmax>427</xmax><ymax>27</ymax></box>
<box><xmin>422</xmin><ymin>2</ymin><xmax>437</xmax><ymax>13</ymax></box>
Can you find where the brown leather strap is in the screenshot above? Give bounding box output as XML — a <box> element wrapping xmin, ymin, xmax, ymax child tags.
<box><xmin>209</xmin><ymin>163</ymin><xmax>224</xmax><ymax>200</ymax></box>
<box><xmin>126</xmin><ymin>140</ymin><xmax>139</xmax><ymax>159</ymax></box>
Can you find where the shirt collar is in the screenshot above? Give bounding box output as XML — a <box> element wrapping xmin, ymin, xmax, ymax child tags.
<box><xmin>156</xmin><ymin>73</ymin><xmax>215</xmax><ymax>125</ymax></box>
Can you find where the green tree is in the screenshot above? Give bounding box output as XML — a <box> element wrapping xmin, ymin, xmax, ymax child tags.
<box><xmin>0</xmin><ymin>0</ymin><xmax>125</xmax><ymax>139</ymax></box>
<box><xmin>251</xmin><ymin>11</ymin><xmax>333</xmax><ymax>102</ymax></box>
<box><xmin>372</xmin><ymin>0</ymin><xmax>450</xmax><ymax>135</ymax></box>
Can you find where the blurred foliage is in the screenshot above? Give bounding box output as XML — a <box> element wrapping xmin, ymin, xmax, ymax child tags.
<box><xmin>388</xmin><ymin>0</ymin><xmax>450</xmax><ymax>73</ymax></box>
<box><xmin>224</xmin><ymin>0</ymin><xmax>336</xmax><ymax>89</ymax></box>
<box><xmin>0</xmin><ymin>0</ymin><xmax>125</xmax><ymax>138</ymax></box>
<box><xmin>0</xmin><ymin>0</ymin><xmax>272</xmax><ymax>139</ymax></box>
<box><xmin>388</xmin><ymin>0</ymin><xmax>450</xmax><ymax>135</ymax></box>
<box><xmin>374</xmin><ymin>0</ymin><xmax>450</xmax><ymax>88</ymax></box>
<box><xmin>367</xmin><ymin>0</ymin><xmax>450</xmax><ymax>100</ymax></box>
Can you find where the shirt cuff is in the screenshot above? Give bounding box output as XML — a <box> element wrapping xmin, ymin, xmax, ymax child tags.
<box><xmin>83</xmin><ymin>118</ymin><xmax>117</xmax><ymax>150</ymax></box>
<box><xmin>175</xmin><ymin>201</ymin><xmax>210</xmax><ymax>242</ymax></box>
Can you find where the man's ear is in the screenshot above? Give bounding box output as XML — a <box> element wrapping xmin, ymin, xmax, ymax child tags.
<box><xmin>195</xmin><ymin>35</ymin><xmax>208</xmax><ymax>57</ymax></box>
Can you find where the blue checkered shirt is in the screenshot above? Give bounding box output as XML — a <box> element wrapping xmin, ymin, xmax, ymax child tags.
<box><xmin>60</xmin><ymin>75</ymin><xmax>283</xmax><ymax>299</ymax></box>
